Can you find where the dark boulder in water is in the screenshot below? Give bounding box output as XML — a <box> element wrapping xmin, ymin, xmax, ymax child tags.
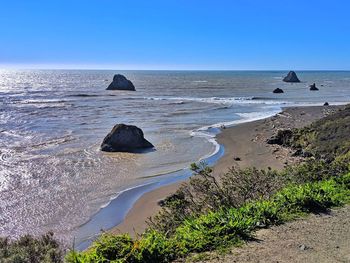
<box><xmin>101</xmin><ymin>124</ymin><xmax>154</xmax><ymax>152</ymax></box>
<box><xmin>324</xmin><ymin>102</ymin><xmax>329</xmax><ymax>106</ymax></box>
<box><xmin>106</xmin><ymin>74</ymin><xmax>135</xmax><ymax>91</ymax></box>
<box><xmin>283</xmin><ymin>71</ymin><xmax>300</xmax><ymax>83</ymax></box>
<box><xmin>273</xmin><ymin>88</ymin><xmax>284</xmax><ymax>94</ymax></box>
<box><xmin>309</xmin><ymin>83</ymin><xmax>319</xmax><ymax>91</ymax></box>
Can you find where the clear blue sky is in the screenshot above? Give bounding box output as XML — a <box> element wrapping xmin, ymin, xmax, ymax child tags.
<box><xmin>1</xmin><ymin>0</ymin><xmax>349</xmax><ymax>70</ymax></box>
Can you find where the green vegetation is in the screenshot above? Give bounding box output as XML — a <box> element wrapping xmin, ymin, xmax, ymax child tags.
<box><xmin>148</xmin><ymin>165</ymin><xmax>286</xmax><ymax>235</ymax></box>
<box><xmin>66</xmin><ymin>105</ymin><xmax>350</xmax><ymax>262</ymax></box>
<box><xmin>284</xmin><ymin>105</ymin><xmax>350</xmax><ymax>161</ymax></box>
<box><xmin>0</xmin><ymin>232</ymin><xmax>64</xmax><ymax>263</ymax></box>
<box><xmin>2</xmin><ymin>106</ymin><xmax>350</xmax><ymax>262</ymax></box>
<box><xmin>66</xmin><ymin>172</ymin><xmax>350</xmax><ymax>263</ymax></box>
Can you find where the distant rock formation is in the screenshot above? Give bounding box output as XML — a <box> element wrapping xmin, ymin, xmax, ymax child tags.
<box><xmin>309</xmin><ymin>83</ymin><xmax>319</xmax><ymax>91</ymax></box>
<box><xmin>324</xmin><ymin>102</ymin><xmax>329</xmax><ymax>106</ymax></box>
<box><xmin>101</xmin><ymin>124</ymin><xmax>154</xmax><ymax>152</ymax></box>
<box><xmin>106</xmin><ymin>74</ymin><xmax>136</xmax><ymax>91</ymax></box>
<box><xmin>273</xmin><ymin>88</ymin><xmax>284</xmax><ymax>93</ymax></box>
<box><xmin>283</xmin><ymin>71</ymin><xmax>300</xmax><ymax>83</ymax></box>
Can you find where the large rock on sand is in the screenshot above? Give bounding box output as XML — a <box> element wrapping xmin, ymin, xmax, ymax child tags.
<box><xmin>283</xmin><ymin>71</ymin><xmax>301</xmax><ymax>83</ymax></box>
<box><xmin>101</xmin><ymin>124</ymin><xmax>154</xmax><ymax>152</ymax></box>
<box><xmin>107</xmin><ymin>74</ymin><xmax>135</xmax><ymax>91</ymax></box>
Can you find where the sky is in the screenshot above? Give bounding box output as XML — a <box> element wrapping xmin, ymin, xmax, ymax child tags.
<box><xmin>0</xmin><ymin>0</ymin><xmax>349</xmax><ymax>70</ymax></box>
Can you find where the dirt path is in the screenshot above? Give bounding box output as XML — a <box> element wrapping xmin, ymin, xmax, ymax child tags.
<box><xmin>204</xmin><ymin>205</ymin><xmax>350</xmax><ymax>263</ymax></box>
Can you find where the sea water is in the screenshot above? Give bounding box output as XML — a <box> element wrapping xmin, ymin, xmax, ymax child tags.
<box><xmin>0</xmin><ymin>70</ymin><xmax>349</xmax><ymax>244</ymax></box>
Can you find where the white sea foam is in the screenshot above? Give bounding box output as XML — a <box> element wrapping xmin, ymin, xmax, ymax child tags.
<box><xmin>144</xmin><ymin>96</ymin><xmax>290</xmax><ymax>106</ymax></box>
<box><xmin>20</xmin><ymin>98</ymin><xmax>70</xmax><ymax>104</ymax></box>
<box><xmin>190</xmin><ymin>107</ymin><xmax>282</xmax><ymax>161</ymax></box>
<box><xmin>2</xmin><ymin>70</ymin><xmax>349</xmax><ymax>248</ymax></box>
<box><xmin>77</xmin><ymin>107</ymin><xmax>283</xmax><ymax>246</ymax></box>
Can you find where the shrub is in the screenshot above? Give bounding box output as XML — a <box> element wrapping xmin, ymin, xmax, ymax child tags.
<box><xmin>275</xmin><ymin>106</ymin><xmax>350</xmax><ymax>161</ymax></box>
<box><xmin>149</xmin><ymin>149</ymin><xmax>350</xmax><ymax>235</ymax></box>
<box><xmin>171</xmin><ymin>175</ymin><xmax>350</xmax><ymax>256</ymax></box>
<box><xmin>10</xmin><ymin>105</ymin><xmax>350</xmax><ymax>262</ymax></box>
<box><xmin>0</xmin><ymin>232</ymin><xmax>63</xmax><ymax>263</ymax></box>
<box><xmin>67</xmin><ymin>173</ymin><xmax>350</xmax><ymax>262</ymax></box>
<box><xmin>282</xmin><ymin>151</ymin><xmax>350</xmax><ymax>184</ymax></box>
<box><xmin>148</xmin><ymin>163</ymin><xmax>285</xmax><ymax>235</ymax></box>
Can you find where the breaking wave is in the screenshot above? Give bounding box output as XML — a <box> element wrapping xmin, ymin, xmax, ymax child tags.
<box><xmin>144</xmin><ymin>96</ymin><xmax>290</xmax><ymax>106</ymax></box>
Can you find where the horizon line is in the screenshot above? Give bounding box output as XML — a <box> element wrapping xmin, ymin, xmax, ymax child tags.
<box><xmin>1</xmin><ymin>67</ymin><xmax>350</xmax><ymax>72</ymax></box>
<box><xmin>1</xmin><ymin>63</ymin><xmax>350</xmax><ymax>72</ymax></box>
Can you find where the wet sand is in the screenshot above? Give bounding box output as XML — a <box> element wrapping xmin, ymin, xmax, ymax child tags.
<box><xmin>113</xmin><ymin>105</ymin><xmax>342</xmax><ymax>236</ymax></box>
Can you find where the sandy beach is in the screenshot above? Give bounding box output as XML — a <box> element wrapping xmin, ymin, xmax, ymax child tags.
<box><xmin>113</xmin><ymin>105</ymin><xmax>342</xmax><ymax>236</ymax></box>
<box><xmin>2</xmin><ymin>1</ymin><xmax>350</xmax><ymax>261</ymax></box>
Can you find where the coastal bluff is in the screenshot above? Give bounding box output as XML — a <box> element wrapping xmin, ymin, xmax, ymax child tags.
<box><xmin>107</xmin><ymin>74</ymin><xmax>136</xmax><ymax>91</ymax></box>
<box><xmin>101</xmin><ymin>124</ymin><xmax>154</xmax><ymax>152</ymax></box>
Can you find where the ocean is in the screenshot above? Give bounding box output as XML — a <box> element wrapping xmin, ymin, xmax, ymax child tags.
<box><xmin>0</xmin><ymin>70</ymin><xmax>349</xmax><ymax>246</ymax></box>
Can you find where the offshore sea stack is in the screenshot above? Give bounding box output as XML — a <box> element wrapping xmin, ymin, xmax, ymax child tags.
<box><xmin>309</xmin><ymin>83</ymin><xmax>319</xmax><ymax>91</ymax></box>
<box><xmin>101</xmin><ymin>124</ymin><xmax>154</xmax><ymax>152</ymax></box>
<box><xmin>273</xmin><ymin>88</ymin><xmax>284</xmax><ymax>93</ymax></box>
<box><xmin>283</xmin><ymin>71</ymin><xmax>300</xmax><ymax>83</ymax></box>
<box><xmin>107</xmin><ymin>74</ymin><xmax>136</xmax><ymax>91</ymax></box>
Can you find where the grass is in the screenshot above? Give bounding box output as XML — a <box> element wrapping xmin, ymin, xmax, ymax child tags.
<box><xmin>66</xmin><ymin>105</ymin><xmax>350</xmax><ymax>262</ymax></box>
<box><xmin>2</xmin><ymin>105</ymin><xmax>350</xmax><ymax>262</ymax></box>
<box><xmin>66</xmin><ymin>172</ymin><xmax>350</xmax><ymax>262</ymax></box>
<box><xmin>286</xmin><ymin>105</ymin><xmax>350</xmax><ymax>161</ymax></box>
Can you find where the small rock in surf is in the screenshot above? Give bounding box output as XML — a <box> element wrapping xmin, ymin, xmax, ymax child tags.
<box><xmin>273</xmin><ymin>88</ymin><xmax>284</xmax><ymax>93</ymax></box>
<box><xmin>309</xmin><ymin>83</ymin><xmax>319</xmax><ymax>91</ymax></box>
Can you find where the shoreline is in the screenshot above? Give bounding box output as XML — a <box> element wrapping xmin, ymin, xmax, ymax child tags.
<box><xmin>75</xmin><ymin>104</ymin><xmax>343</xmax><ymax>249</ymax></box>
<box><xmin>75</xmin><ymin>137</ymin><xmax>227</xmax><ymax>250</ymax></box>
<box><xmin>74</xmin><ymin>107</ymin><xmax>282</xmax><ymax>249</ymax></box>
<box><xmin>110</xmin><ymin>104</ymin><xmax>343</xmax><ymax>239</ymax></box>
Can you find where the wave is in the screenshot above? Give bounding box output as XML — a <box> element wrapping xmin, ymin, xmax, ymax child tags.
<box><xmin>68</xmin><ymin>94</ymin><xmax>100</xmax><ymax>98</ymax></box>
<box><xmin>75</xmin><ymin>104</ymin><xmax>283</xmax><ymax>248</ymax></box>
<box><xmin>169</xmin><ymin>101</ymin><xmax>185</xmax><ymax>105</ymax></box>
<box><xmin>252</xmin><ymin>96</ymin><xmax>280</xmax><ymax>100</ymax></box>
<box><xmin>190</xmin><ymin>109</ymin><xmax>281</xmax><ymax>139</ymax></box>
<box><xmin>75</xmin><ymin>98</ymin><xmax>287</xmax><ymax>249</ymax></box>
<box><xmin>144</xmin><ymin>96</ymin><xmax>290</xmax><ymax>106</ymax></box>
<box><xmin>190</xmin><ymin>106</ymin><xmax>282</xmax><ymax>160</ymax></box>
<box><xmin>14</xmin><ymin>98</ymin><xmax>73</xmax><ymax>109</ymax></box>
<box><xmin>21</xmin><ymin>99</ymin><xmax>69</xmax><ymax>104</ymax></box>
